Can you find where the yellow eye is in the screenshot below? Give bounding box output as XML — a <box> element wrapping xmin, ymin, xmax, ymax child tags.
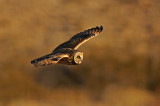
<box><xmin>77</xmin><ymin>56</ymin><xmax>81</xmax><ymax>59</ymax></box>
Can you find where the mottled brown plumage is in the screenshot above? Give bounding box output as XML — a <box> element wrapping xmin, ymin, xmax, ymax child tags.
<box><xmin>30</xmin><ymin>26</ymin><xmax>103</xmax><ymax>67</ymax></box>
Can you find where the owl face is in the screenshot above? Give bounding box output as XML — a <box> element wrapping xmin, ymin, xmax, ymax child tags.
<box><xmin>73</xmin><ymin>51</ymin><xmax>83</xmax><ymax>65</ymax></box>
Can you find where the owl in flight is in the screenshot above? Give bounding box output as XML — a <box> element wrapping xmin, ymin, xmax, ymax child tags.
<box><xmin>31</xmin><ymin>26</ymin><xmax>103</xmax><ymax>67</ymax></box>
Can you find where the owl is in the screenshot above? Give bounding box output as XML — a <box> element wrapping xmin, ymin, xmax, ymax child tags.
<box><xmin>31</xmin><ymin>26</ymin><xmax>103</xmax><ymax>67</ymax></box>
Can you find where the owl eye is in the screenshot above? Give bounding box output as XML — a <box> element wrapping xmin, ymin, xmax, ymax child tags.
<box><xmin>77</xmin><ymin>56</ymin><xmax>81</xmax><ymax>59</ymax></box>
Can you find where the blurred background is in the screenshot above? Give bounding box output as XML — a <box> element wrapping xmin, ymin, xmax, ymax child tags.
<box><xmin>0</xmin><ymin>0</ymin><xmax>160</xmax><ymax>105</ymax></box>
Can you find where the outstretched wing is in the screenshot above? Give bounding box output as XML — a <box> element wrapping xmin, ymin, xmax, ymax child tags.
<box><xmin>30</xmin><ymin>53</ymin><xmax>69</xmax><ymax>67</ymax></box>
<box><xmin>53</xmin><ymin>26</ymin><xmax>103</xmax><ymax>51</ymax></box>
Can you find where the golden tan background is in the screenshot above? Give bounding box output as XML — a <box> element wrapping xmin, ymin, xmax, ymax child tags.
<box><xmin>0</xmin><ymin>0</ymin><xmax>160</xmax><ymax>105</ymax></box>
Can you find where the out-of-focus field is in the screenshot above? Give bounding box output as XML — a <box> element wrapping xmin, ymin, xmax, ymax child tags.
<box><xmin>0</xmin><ymin>0</ymin><xmax>160</xmax><ymax>105</ymax></box>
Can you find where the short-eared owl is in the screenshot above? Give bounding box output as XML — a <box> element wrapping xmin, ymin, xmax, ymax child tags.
<box><xmin>31</xmin><ymin>26</ymin><xmax>103</xmax><ymax>67</ymax></box>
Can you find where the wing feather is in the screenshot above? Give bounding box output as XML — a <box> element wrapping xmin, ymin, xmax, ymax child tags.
<box><xmin>53</xmin><ymin>26</ymin><xmax>103</xmax><ymax>51</ymax></box>
<box><xmin>30</xmin><ymin>53</ymin><xmax>69</xmax><ymax>67</ymax></box>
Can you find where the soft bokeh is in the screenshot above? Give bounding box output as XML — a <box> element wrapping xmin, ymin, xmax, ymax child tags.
<box><xmin>0</xmin><ymin>0</ymin><xmax>160</xmax><ymax>105</ymax></box>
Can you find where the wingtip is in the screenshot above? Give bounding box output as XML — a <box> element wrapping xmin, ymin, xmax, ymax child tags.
<box><xmin>30</xmin><ymin>59</ymin><xmax>37</xmax><ymax>64</ymax></box>
<box><xmin>30</xmin><ymin>60</ymin><xmax>37</xmax><ymax>67</ymax></box>
<box><xmin>95</xmin><ymin>25</ymin><xmax>103</xmax><ymax>32</ymax></box>
<box><xmin>100</xmin><ymin>25</ymin><xmax>103</xmax><ymax>32</ymax></box>
<box><xmin>95</xmin><ymin>26</ymin><xmax>103</xmax><ymax>32</ymax></box>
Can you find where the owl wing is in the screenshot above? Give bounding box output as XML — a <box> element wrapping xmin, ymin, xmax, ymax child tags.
<box><xmin>30</xmin><ymin>53</ymin><xmax>69</xmax><ymax>67</ymax></box>
<box><xmin>53</xmin><ymin>26</ymin><xmax>103</xmax><ymax>52</ymax></box>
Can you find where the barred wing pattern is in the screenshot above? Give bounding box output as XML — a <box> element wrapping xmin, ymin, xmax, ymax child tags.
<box><xmin>31</xmin><ymin>53</ymin><xmax>69</xmax><ymax>67</ymax></box>
<box><xmin>53</xmin><ymin>26</ymin><xmax>103</xmax><ymax>52</ymax></box>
